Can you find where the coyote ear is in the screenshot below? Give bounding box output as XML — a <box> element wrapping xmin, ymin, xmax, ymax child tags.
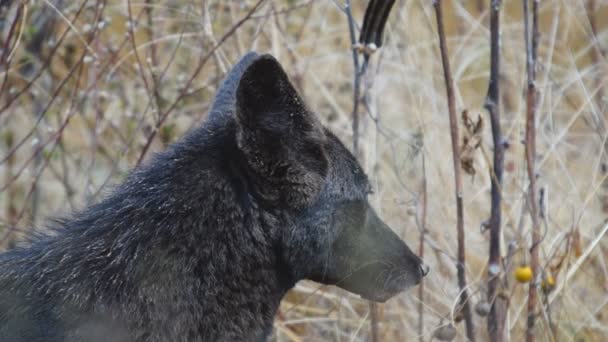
<box><xmin>236</xmin><ymin>54</ymin><xmax>314</xmax><ymax>134</ymax></box>
<box><xmin>235</xmin><ymin>54</ymin><xmax>327</xmax><ymax>208</ymax></box>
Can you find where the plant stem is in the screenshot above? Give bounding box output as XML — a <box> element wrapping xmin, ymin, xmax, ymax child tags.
<box><xmin>418</xmin><ymin>156</ymin><xmax>428</xmax><ymax>342</ymax></box>
<box><xmin>524</xmin><ymin>1</ymin><xmax>540</xmax><ymax>341</ymax></box>
<box><xmin>345</xmin><ymin>0</ymin><xmax>361</xmax><ymax>158</ymax></box>
<box><xmin>433</xmin><ymin>1</ymin><xmax>475</xmax><ymax>341</ymax></box>
<box><xmin>485</xmin><ymin>1</ymin><xmax>507</xmax><ymax>341</ymax></box>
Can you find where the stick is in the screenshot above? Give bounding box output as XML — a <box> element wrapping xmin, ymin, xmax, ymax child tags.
<box><xmin>523</xmin><ymin>1</ymin><xmax>540</xmax><ymax>341</ymax></box>
<box><xmin>432</xmin><ymin>2</ymin><xmax>476</xmax><ymax>341</ymax></box>
<box><xmin>418</xmin><ymin>157</ymin><xmax>428</xmax><ymax>342</ymax></box>
<box><xmin>485</xmin><ymin>1</ymin><xmax>507</xmax><ymax>341</ymax></box>
<box><xmin>345</xmin><ymin>0</ymin><xmax>362</xmax><ymax>157</ymax></box>
<box><xmin>345</xmin><ymin>1</ymin><xmax>396</xmax><ymax>338</ymax></box>
<box><xmin>344</xmin><ymin>1</ymin><xmax>376</xmax><ymax>338</ymax></box>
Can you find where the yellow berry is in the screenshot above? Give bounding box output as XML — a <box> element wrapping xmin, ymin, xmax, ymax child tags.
<box><xmin>514</xmin><ymin>265</ymin><xmax>533</xmax><ymax>283</ymax></box>
<box><xmin>541</xmin><ymin>274</ymin><xmax>556</xmax><ymax>292</ymax></box>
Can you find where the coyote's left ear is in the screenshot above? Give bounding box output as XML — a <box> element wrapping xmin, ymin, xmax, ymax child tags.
<box><xmin>235</xmin><ymin>54</ymin><xmax>327</xmax><ymax>208</ymax></box>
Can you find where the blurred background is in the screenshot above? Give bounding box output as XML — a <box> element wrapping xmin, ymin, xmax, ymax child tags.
<box><xmin>1</xmin><ymin>0</ymin><xmax>607</xmax><ymax>340</ymax></box>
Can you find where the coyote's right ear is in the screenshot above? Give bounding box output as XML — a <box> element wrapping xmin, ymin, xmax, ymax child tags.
<box><xmin>235</xmin><ymin>54</ymin><xmax>327</xmax><ymax>209</ymax></box>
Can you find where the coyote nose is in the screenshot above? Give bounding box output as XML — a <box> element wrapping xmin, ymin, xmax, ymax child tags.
<box><xmin>419</xmin><ymin>263</ymin><xmax>430</xmax><ymax>277</ymax></box>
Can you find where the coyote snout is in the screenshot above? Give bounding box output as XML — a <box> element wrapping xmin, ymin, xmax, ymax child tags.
<box><xmin>308</xmin><ymin>197</ymin><xmax>428</xmax><ymax>302</ymax></box>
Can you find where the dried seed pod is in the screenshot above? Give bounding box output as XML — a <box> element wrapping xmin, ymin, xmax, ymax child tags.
<box><xmin>475</xmin><ymin>301</ymin><xmax>491</xmax><ymax>317</ymax></box>
<box><xmin>541</xmin><ymin>274</ymin><xmax>556</xmax><ymax>293</ymax></box>
<box><xmin>433</xmin><ymin>324</ymin><xmax>457</xmax><ymax>341</ymax></box>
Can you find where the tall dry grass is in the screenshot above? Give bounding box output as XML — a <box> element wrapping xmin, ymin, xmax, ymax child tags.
<box><xmin>1</xmin><ymin>0</ymin><xmax>607</xmax><ymax>340</ymax></box>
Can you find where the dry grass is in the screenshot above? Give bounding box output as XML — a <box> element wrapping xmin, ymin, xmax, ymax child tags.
<box><xmin>1</xmin><ymin>0</ymin><xmax>608</xmax><ymax>340</ymax></box>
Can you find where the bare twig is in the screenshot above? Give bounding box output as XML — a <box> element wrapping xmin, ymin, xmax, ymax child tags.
<box><xmin>586</xmin><ymin>0</ymin><xmax>606</xmax><ymax>110</ymax></box>
<box><xmin>585</xmin><ymin>0</ymin><xmax>608</xmax><ymax>215</ymax></box>
<box><xmin>127</xmin><ymin>0</ymin><xmax>153</xmax><ymax>101</ymax></box>
<box><xmin>345</xmin><ymin>0</ymin><xmax>361</xmax><ymax>157</ymax></box>
<box><xmin>0</xmin><ymin>51</ymin><xmax>91</xmax><ymax>192</ymax></box>
<box><xmin>342</xmin><ymin>0</ymin><xmax>392</xmax><ymax>158</ymax></box>
<box><xmin>0</xmin><ymin>3</ymin><xmax>24</xmax><ymax>98</ymax></box>
<box><xmin>485</xmin><ymin>1</ymin><xmax>507</xmax><ymax>341</ymax></box>
<box><xmin>0</xmin><ymin>0</ymin><xmax>88</xmax><ymax>116</ymax></box>
<box><xmin>417</xmin><ymin>156</ymin><xmax>428</xmax><ymax>342</ymax></box>
<box><xmin>432</xmin><ymin>2</ymin><xmax>475</xmax><ymax>341</ymax></box>
<box><xmin>344</xmin><ymin>2</ymin><xmax>372</xmax><ymax>337</ymax></box>
<box><xmin>369</xmin><ymin>301</ymin><xmax>379</xmax><ymax>342</ymax></box>
<box><xmin>3</xmin><ymin>129</ymin><xmax>17</xmax><ymax>249</ymax></box>
<box><xmin>524</xmin><ymin>1</ymin><xmax>540</xmax><ymax>341</ymax></box>
<box><xmin>1</xmin><ymin>1</ymin><xmax>92</xmax><ymax>117</ymax></box>
<box><xmin>344</xmin><ymin>2</ymin><xmax>396</xmax><ymax>338</ymax></box>
<box><xmin>1</xmin><ymin>2</ymin><xmax>141</xmax><ymax>187</ymax></box>
<box><xmin>135</xmin><ymin>0</ymin><xmax>266</xmax><ymax>165</ymax></box>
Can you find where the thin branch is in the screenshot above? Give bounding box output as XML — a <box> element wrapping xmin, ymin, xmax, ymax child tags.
<box><xmin>0</xmin><ymin>3</ymin><xmax>24</xmax><ymax>98</ymax></box>
<box><xmin>524</xmin><ymin>1</ymin><xmax>540</xmax><ymax>341</ymax></box>
<box><xmin>345</xmin><ymin>0</ymin><xmax>374</xmax><ymax>335</ymax></box>
<box><xmin>485</xmin><ymin>1</ymin><xmax>506</xmax><ymax>341</ymax></box>
<box><xmin>418</xmin><ymin>156</ymin><xmax>428</xmax><ymax>342</ymax></box>
<box><xmin>432</xmin><ymin>1</ymin><xmax>475</xmax><ymax>341</ymax></box>
<box><xmin>585</xmin><ymin>0</ymin><xmax>608</xmax><ymax>213</ymax></box>
<box><xmin>345</xmin><ymin>0</ymin><xmax>361</xmax><ymax>157</ymax></box>
<box><xmin>586</xmin><ymin>0</ymin><xmax>606</xmax><ymax>105</ymax></box>
<box><xmin>135</xmin><ymin>0</ymin><xmax>266</xmax><ymax>165</ymax></box>
<box><xmin>0</xmin><ymin>0</ymin><xmax>89</xmax><ymax>116</ymax></box>
<box><xmin>3</xmin><ymin>128</ymin><xmax>17</xmax><ymax>249</ymax></box>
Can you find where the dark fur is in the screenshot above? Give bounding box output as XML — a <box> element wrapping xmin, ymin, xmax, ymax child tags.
<box><xmin>0</xmin><ymin>53</ymin><xmax>427</xmax><ymax>341</ymax></box>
